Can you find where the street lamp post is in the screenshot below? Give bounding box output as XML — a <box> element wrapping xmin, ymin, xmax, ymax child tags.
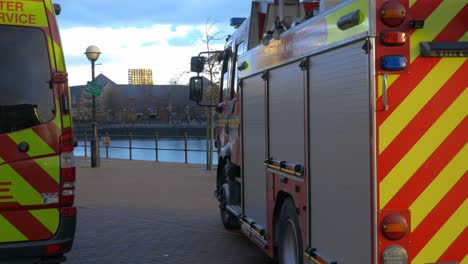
<box><xmin>85</xmin><ymin>45</ymin><xmax>101</xmax><ymax>168</ymax></box>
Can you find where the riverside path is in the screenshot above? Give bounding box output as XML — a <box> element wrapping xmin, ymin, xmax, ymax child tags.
<box><xmin>67</xmin><ymin>158</ymin><xmax>273</xmax><ymax>264</ymax></box>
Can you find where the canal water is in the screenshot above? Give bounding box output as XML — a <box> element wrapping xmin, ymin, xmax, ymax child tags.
<box><xmin>74</xmin><ymin>137</ymin><xmax>218</xmax><ymax>165</ymax></box>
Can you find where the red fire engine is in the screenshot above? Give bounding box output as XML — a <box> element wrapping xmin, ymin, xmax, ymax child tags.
<box><xmin>189</xmin><ymin>0</ymin><xmax>467</xmax><ymax>263</ymax></box>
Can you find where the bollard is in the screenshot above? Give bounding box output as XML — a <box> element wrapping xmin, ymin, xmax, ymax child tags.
<box><xmin>84</xmin><ymin>132</ymin><xmax>88</xmax><ymax>157</ymax></box>
<box><xmin>129</xmin><ymin>132</ymin><xmax>133</xmax><ymax>160</ymax></box>
<box><xmin>184</xmin><ymin>132</ymin><xmax>188</xmax><ymax>164</ymax></box>
<box><xmin>105</xmin><ymin>132</ymin><xmax>109</xmax><ymax>159</ymax></box>
<box><xmin>155</xmin><ymin>132</ymin><xmax>159</xmax><ymax>162</ymax></box>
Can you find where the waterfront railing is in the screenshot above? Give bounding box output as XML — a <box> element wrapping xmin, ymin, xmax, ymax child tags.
<box><xmin>74</xmin><ymin>132</ymin><xmax>213</xmax><ymax>165</ymax></box>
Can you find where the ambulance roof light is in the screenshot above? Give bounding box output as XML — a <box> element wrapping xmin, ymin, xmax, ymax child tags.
<box><xmin>53</xmin><ymin>3</ymin><xmax>61</xmax><ymax>15</ymax></box>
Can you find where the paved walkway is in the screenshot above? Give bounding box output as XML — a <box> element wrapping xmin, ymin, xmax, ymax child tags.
<box><xmin>66</xmin><ymin>158</ymin><xmax>273</xmax><ymax>264</ymax></box>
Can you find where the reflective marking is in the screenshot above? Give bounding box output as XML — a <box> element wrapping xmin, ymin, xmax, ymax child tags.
<box><xmin>54</xmin><ymin>99</ymin><xmax>62</xmax><ymax>129</ymax></box>
<box><xmin>53</xmin><ymin>41</ymin><xmax>65</xmax><ymax>71</ymax></box>
<box><xmin>380</xmin><ymin>90</ymin><xmax>468</xmax><ymax>208</ymax></box>
<box><xmin>47</xmin><ymin>36</ymin><xmax>56</xmax><ymax>71</ymax></box>
<box><xmin>44</xmin><ymin>0</ymin><xmax>53</xmax><ymax>13</ymax></box>
<box><xmin>379</xmin><ymin>58</ymin><xmax>465</xmax><ymax>153</ymax></box>
<box><xmin>0</xmin><ymin>165</ymin><xmax>41</xmax><ymax>205</ymax></box>
<box><xmin>410</xmin><ymin>1</ymin><xmax>464</xmax><ymax>62</ymax></box>
<box><xmin>35</xmin><ymin>156</ymin><xmax>60</xmax><ymax>184</ymax></box>
<box><xmin>378</xmin><ymin>74</ymin><xmax>399</xmax><ymax>98</ymax></box>
<box><xmin>326</xmin><ymin>0</ymin><xmax>369</xmax><ymax>45</ymax></box>
<box><xmin>409</xmin><ymin>0</ymin><xmax>417</xmax><ymax>8</ymax></box>
<box><xmin>8</xmin><ymin>130</ymin><xmax>55</xmax><ymax>157</ymax></box>
<box><xmin>63</xmin><ymin>114</ymin><xmax>71</xmax><ymax>129</ymax></box>
<box><xmin>30</xmin><ymin>209</ymin><xmax>59</xmax><ymax>234</ymax></box>
<box><xmin>410</xmin><ymin>144</ymin><xmax>468</xmax><ymax>230</ymax></box>
<box><xmin>0</xmin><ymin>215</ymin><xmax>27</xmax><ymax>242</ymax></box>
<box><xmin>462</xmin><ymin>254</ymin><xmax>468</xmax><ymax>264</ymax></box>
<box><xmin>413</xmin><ymin>200</ymin><xmax>468</xmax><ymax>264</ymax></box>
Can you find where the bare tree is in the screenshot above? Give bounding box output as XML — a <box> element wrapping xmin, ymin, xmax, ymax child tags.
<box><xmin>199</xmin><ymin>19</ymin><xmax>226</xmax><ymax>170</ymax></box>
<box><xmin>169</xmin><ymin>70</ymin><xmax>191</xmax><ymax>85</ymax></box>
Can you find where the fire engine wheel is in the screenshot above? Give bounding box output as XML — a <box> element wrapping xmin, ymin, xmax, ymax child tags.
<box><xmin>220</xmin><ymin>207</ymin><xmax>239</xmax><ymax>229</ymax></box>
<box><xmin>278</xmin><ymin>197</ymin><xmax>303</xmax><ymax>264</ymax></box>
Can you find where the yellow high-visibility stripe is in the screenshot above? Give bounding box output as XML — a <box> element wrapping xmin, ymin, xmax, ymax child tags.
<box><xmin>379</xmin><ymin>58</ymin><xmax>465</xmax><ymax>153</ymax></box>
<box><xmin>0</xmin><ymin>165</ymin><xmax>42</xmax><ymax>206</ymax></box>
<box><xmin>461</xmin><ymin>254</ymin><xmax>468</xmax><ymax>264</ymax></box>
<box><xmin>325</xmin><ymin>0</ymin><xmax>369</xmax><ymax>44</ymax></box>
<box><xmin>410</xmin><ymin>1</ymin><xmax>464</xmax><ymax>62</ymax></box>
<box><xmin>44</xmin><ymin>0</ymin><xmax>54</xmax><ymax>13</ymax></box>
<box><xmin>413</xmin><ymin>200</ymin><xmax>468</xmax><ymax>264</ymax></box>
<box><xmin>0</xmin><ymin>215</ymin><xmax>27</xmax><ymax>242</ymax></box>
<box><xmin>63</xmin><ymin>114</ymin><xmax>71</xmax><ymax>129</ymax></box>
<box><xmin>0</xmin><ymin>157</ymin><xmax>4</xmax><ymax>164</ymax></box>
<box><xmin>35</xmin><ymin>157</ymin><xmax>60</xmax><ymax>184</ymax></box>
<box><xmin>410</xmin><ymin>144</ymin><xmax>468</xmax><ymax>230</ymax></box>
<box><xmin>8</xmin><ymin>130</ymin><xmax>55</xmax><ymax>157</ymax></box>
<box><xmin>54</xmin><ymin>99</ymin><xmax>63</xmax><ymax>129</ymax></box>
<box><xmin>380</xmin><ymin>89</ymin><xmax>468</xmax><ymax>208</ymax></box>
<box><xmin>47</xmin><ymin>36</ymin><xmax>56</xmax><ymax>71</ymax></box>
<box><xmin>409</xmin><ymin>0</ymin><xmax>417</xmax><ymax>8</ymax></box>
<box><xmin>377</xmin><ymin>74</ymin><xmax>399</xmax><ymax>98</ymax></box>
<box><xmin>30</xmin><ymin>209</ymin><xmax>59</xmax><ymax>234</ymax></box>
<box><xmin>53</xmin><ymin>41</ymin><xmax>65</xmax><ymax>72</ymax></box>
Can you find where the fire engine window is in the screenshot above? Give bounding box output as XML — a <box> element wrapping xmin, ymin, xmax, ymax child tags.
<box><xmin>0</xmin><ymin>26</ymin><xmax>54</xmax><ymax>134</ymax></box>
<box><xmin>234</xmin><ymin>41</ymin><xmax>246</xmax><ymax>96</ymax></box>
<box><xmin>221</xmin><ymin>49</ymin><xmax>233</xmax><ymax>101</ymax></box>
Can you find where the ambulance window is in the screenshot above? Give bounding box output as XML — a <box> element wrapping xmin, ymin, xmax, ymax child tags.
<box><xmin>0</xmin><ymin>26</ymin><xmax>54</xmax><ymax>134</ymax></box>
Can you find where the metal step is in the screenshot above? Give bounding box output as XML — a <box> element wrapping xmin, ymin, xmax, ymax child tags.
<box><xmin>226</xmin><ymin>205</ymin><xmax>242</xmax><ymax>218</ymax></box>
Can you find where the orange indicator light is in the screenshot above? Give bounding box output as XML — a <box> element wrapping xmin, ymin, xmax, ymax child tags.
<box><xmin>381</xmin><ymin>0</ymin><xmax>407</xmax><ymax>27</ymax></box>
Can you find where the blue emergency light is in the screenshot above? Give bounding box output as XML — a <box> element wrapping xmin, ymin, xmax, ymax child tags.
<box><xmin>381</xmin><ymin>55</ymin><xmax>407</xmax><ymax>71</ymax></box>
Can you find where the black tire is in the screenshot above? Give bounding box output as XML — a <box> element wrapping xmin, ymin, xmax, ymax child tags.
<box><xmin>220</xmin><ymin>207</ymin><xmax>239</xmax><ymax>229</ymax></box>
<box><xmin>278</xmin><ymin>197</ymin><xmax>303</xmax><ymax>264</ymax></box>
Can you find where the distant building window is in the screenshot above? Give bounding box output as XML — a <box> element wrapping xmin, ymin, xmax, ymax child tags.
<box><xmin>128</xmin><ymin>68</ymin><xmax>153</xmax><ymax>85</ymax></box>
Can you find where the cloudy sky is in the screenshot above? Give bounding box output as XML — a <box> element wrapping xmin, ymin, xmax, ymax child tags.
<box><xmin>55</xmin><ymin>0</ymin><xmax>251</xmax><ymax>86</ymax></box>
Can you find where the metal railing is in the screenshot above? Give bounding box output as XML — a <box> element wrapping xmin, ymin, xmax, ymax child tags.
<box><xmin>75</xmin><ymin>132</ymin><xmax>210</xmax><ymax>164</ymax></box>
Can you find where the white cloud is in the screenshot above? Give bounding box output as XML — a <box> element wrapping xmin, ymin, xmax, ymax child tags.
<box><xmin>61</xmin><ymin>24</ymin><xmax>226</xmax><ymax>86</ymax></box>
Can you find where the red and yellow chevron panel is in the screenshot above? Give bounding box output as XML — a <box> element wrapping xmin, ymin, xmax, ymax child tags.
<box><xmin>376</xmin><ymin>1</ymin><xmax>467</xmax><ymax>263</ymax></box>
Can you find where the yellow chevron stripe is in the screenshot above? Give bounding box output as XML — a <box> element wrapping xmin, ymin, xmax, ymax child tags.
<box><xmin>377</xmin><ymin>74</ymin><xmax>399</xmax><ymax>98</ymax></box>
<box><xmin>413</xmin><ymin>200</ymin><xmax>468</xmax><ymax>264</ymax></box>
<box><xmin>63</xmin><ymin>114</ymin><xmax>71</xmax><ymax>129</ymax></box>
<box><xmin>8</xmin><ymin>130</ymin><xmax>55</xmax><ymax>157</ymax></box>
<box><xmin>53</xmin><ymin>41</ymin><xmax>65</xmax><ymax>72</ymax></box>
<box><xmin>410</xmin><ymin>1</ymin><xmax>464</xmax><ymax>62</ymax></box>
<box><xmin>379</xmin><ymin>58</ymin><xmax>465</xmax><ymax>153</ymax></box>
<box><xmin>462</xmin><ymin>31</ymin><xmax>468</xmax><ymax>42</ymax></box>
<box><xmin>47</xmin><ymin>36</ymin><xmax>56</xmax><ymax>71</ymax></box>
<box><xmin>462</xmin><ymin>254</ymin><xmax>468</xmax><ymax>264</ymax></box>
<box><xmin>44</xmin><ymin>0</ymin><xmax>54</xmax><ymax>13</ymax></box>
<box><xmin>30</xmin><ymin>209</ymin><xmax>59</xmax><ymax>234</ymax></box>
<box><xmin>0</xmin><ymin>215</ymin><xmax>27</xmax><ymax>242</ymax></box>
<box><xmin>409</xmin><ymin>0</ymin><xmax>417</xmax><ymax>8</ymax></box>
<box><xmin>0</xmin><ymin>157</ymin><xmax>4</xmax><ymax>164</ymax></box>
<box><xmin>35</xmin><ymin>156</ymin><xmax>60</xmax><ymax>184</ymax></box>
<box><xmin>380</xmin><ymin>89</ymin><xmax>468</xmax><ymax>208</ymax></box>
<box><xmin>410</xmin><ymin>144</ymin><xmax>468</xmax><ymax>230</ymax></box>
<box><xmin>54</xmin><ymin>100</ymin><xmax>63</xmax><ymax>129</ymax></box>
<box><xmin>0</xmin><ymin>165</ymin><xmax>41</xmax><ymax>206</ymax></box>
